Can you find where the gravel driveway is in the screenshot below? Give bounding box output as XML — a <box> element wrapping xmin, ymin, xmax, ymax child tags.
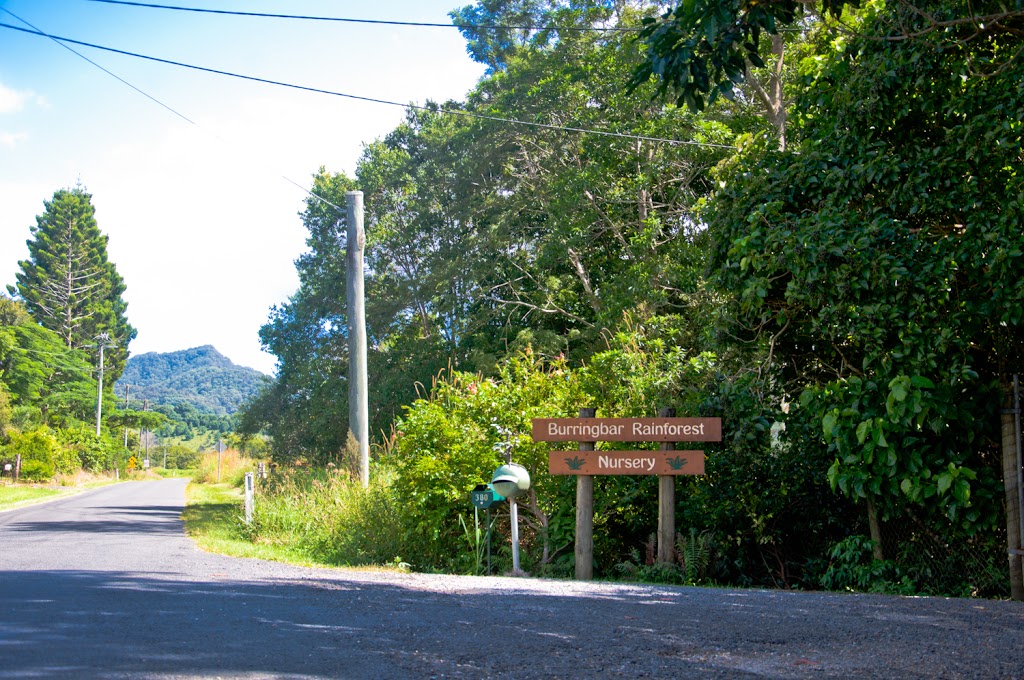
<box><xmin>1</xmin><ymin>478</ymin><xmax>1021</xmax><ymax>679</ymax></box>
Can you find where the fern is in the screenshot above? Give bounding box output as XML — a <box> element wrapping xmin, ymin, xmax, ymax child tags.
<box><xmin>676</xmin><ymin>528</ymin><xmax>712</xmax><ymax>584</ymax></box>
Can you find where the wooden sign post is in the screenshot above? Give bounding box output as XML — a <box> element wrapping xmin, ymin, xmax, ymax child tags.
<box><xmin>658</xmin><ymin>407</ymin><xmax>675</xmax><ymax>565</ymax></box>
<box><xmin>533</xmin><ymin>413</ymin><xmax>722</xmax><ymax>579</ymax></box>
<box><xmin>576</xmin><ymin>409</ymin><xmax>595</xmax><ymax>580</ymax></box>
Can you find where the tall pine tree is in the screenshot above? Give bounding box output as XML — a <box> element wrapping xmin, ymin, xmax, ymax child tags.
<box><xmin>12</xmin><ymin>187</ymin><xmax>136</xmax><ymax>381</ymax></box>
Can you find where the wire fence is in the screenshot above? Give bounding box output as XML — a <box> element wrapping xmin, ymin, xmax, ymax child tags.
<box><xmin>880</xmin><ymin>510</ymin><xmax>1008</xmax><ymax>598</ymax></box>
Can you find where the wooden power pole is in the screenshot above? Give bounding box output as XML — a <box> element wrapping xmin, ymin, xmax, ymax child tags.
<box><xmin>347</xmin><ymin>191</ymin><xmax>370</xmax><ymax>487</ymax></box>
<box><xmin>92</xmin><ymin>333</ymin><xmax>115</xmax><ymax>436</ymax></box>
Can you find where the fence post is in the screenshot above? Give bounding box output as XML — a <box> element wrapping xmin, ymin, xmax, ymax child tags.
<box><xmin>1003</xmin><ymin>375</ymin><xmax>1024</xmax><ymax>600</ymax></box>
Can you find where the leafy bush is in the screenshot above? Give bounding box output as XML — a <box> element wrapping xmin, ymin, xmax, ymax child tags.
<box><xmin>821</xmin><ymin>535</ymin><xmax>916</xmax><ymax>595</ymax></box>
<box><xmin>384</xmin><ymin>349</ymin><xmax>585</xmax><ymax>572</ymax></box>
<box><xmin>383</xmin><ymin>323</ymin><xmax>724</xmax><ymax>575</ymax></box>
<box><xmin>6</xmin><ymin>428</ymin><xmax>59</xmax><ymax>473</ymax></box>
<box><xmin>18</xmin><ymin>458</ymin><xmax>54</xmax><ymax>481</ymax></box>
<box><xmin>52</xmin><ymin>443</ymin><xmax>79</xmax><ymax>475</ymax></box>
<box><xmin>162</xmin><ymin>444</ymin><xmax>201</xmax><ymax>470</ymax></box>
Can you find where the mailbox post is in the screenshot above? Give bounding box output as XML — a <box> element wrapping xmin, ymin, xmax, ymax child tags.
<box><xmin>471</xmin><ymin>483</ymin><xmax>504</xmax><ymax>575</ymax></box>
<box><xmin>491</xmin><ymin>464</ymin><xmax>531</xmax><ymax>574</ymax></box>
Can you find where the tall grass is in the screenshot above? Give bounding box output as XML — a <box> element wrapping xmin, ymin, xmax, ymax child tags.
<box><xmin>193</xmin><ymin>448</ymin><xmax>252</xmax><ymax>485</ymax></box>
<box><xmin>242</xmin><ymin>467</ymin><xmax>408</xmax><ymax>568</ymax></box>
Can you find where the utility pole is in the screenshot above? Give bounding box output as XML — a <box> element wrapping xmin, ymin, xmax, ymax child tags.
<box><xmin>123</xmin><ymin>383</ymin><xmax>131</xmax><ymax>447</ymax></box>
<box><xmin>217</xmin><ymin>439</ymin><xmax>225</xmax><ymax>483</ymax></box>
<box><xmin>90</xmin><ymin>333</ymin><xmax>116</xmax><ymax>437</ymax></box>
<box><xmin>140</xmin><ymin>399</ymin><xmax>148</xmax><ymax>458</ymax></box>
<box><xmin>346</xmin><ymin>191</ymin><xmax>369</xmax><ymax>487</ymax></box>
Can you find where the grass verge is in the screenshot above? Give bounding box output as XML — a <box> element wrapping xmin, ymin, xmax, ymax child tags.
<box><xmin>154</xmin><ymin>468</ymin><xmax>196</xmax><ymax>479</ymax></box>
<box><xmin>0</xmin><ymin>485</ymin><xmax>78</xmax><ymax>511</ymax></box>
<box><xmin>183</xmin><ymin>481</ymin><xmax>320</xmax><ymax>566</ymax></box>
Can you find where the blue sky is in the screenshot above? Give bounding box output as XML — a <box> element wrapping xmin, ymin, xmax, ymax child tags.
<box><xmin>0</xmin><ymin>0</ymin><xmax>486</xmax><ymax>373</ymax></box>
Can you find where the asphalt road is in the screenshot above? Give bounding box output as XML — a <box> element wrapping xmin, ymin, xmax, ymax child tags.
<box><xmin>1</xmin><ymin>479</ymin><xmax>1023</xmax><ymax>679</ymax></box>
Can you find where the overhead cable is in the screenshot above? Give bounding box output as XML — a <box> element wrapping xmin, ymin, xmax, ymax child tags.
<box><xmin>0</xmin><ymin>21</ymin><xmax>733</xmax><ymax>149</ymax></box>
<box><xmin>0</xmin><ymin>9</ymin><xmax>344</xmax><ymax>212</ymax></box>
<box><xmin>82</xmin><ymin>0</ymin><xmax>644</xmax><ymax>32</ymax></box>
<box><xmin>0</xmin><ymin>9</ymin><xmax>196</xmax><ymax>125</ymax></box>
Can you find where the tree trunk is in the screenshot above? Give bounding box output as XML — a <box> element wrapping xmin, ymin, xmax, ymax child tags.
<box><xmin>744</xmin><ymin>33</ymin><xmax>787</xmax><ymax>151</ymax></box>
<box><xmin>866</xmin><ymin>496</ymin><xmax>884</xmax><ymax>561</ymax></box>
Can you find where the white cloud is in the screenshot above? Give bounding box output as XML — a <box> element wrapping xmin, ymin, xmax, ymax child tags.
<box><xmin>0</xmin><ymin>131</ymin><xmax>28</xmax><ymax>147</ymax></box>
<box><xmin>0</xmin><ymin>82</ymin><xmax>33</xmax><ymax>115</ymax></box>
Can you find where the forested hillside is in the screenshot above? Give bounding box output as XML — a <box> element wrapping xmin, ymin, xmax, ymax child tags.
<box><xmin>118</xmin><ymin>345</ymin><xmax>267</xmax><ymax>416</ymax></box>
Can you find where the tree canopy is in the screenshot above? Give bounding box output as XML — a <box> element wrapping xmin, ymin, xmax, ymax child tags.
<box><xmin>13</xmin><ymin>186</ymin><xmax>136</xmax><ymax>381</ymax></box>
<box><xmin>243</xmin><ymin>3</ymin><xmax>740</xmax><ymax>462</ymax></box>
<box><xmin>239</xmin><ymin>0</ymin><xmax>1022</xmax><ymax>595</ymax></box>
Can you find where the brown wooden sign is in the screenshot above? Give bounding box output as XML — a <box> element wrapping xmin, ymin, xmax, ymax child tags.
<box><xmin>549</xmin><ymin>451</ymin><xmax>705</xmax><ymax>476</ymax></box>
<box><xmin>533</xmin><ymin>418</ymin><xmax>721</xmax><ymax>442</ymax></box>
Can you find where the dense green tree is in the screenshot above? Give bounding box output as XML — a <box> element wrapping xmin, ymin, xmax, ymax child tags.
<box><xmin>632</xmin><ymin>0</ymin><xmax>1024</xmax><ymax>130</ymax></box>
<box><xmin>702</xmin><ymin>0</ymin><xmax>1022</xmax><ymax>587</ymax></box>
<box><xmin>0</xmin><ymin>297</ymin><xmax>99</xmax><ymax>427</ymax></box>
<box><xmin>244</xmin><ymin>2</ymin><xmax>743</xmax><ymax>464</ymax></box>
<box><xmin>13</xmin><ymin>187</ymin><xmax>136</xmax><ymax>381</ymax></box>
<box><xmin>457</xmin><ymin>12</ymin><xmax>737</xmax><ymax>347</ymax></box>
<box><xmin>631</xmin><ymin>0</ymin><xmax>853</xmax><ymax>113</ymax></box>
<box><xmin>0</xmin><ymin>383</ymin><xmax>12</xmax><ymax>435</ymax></box>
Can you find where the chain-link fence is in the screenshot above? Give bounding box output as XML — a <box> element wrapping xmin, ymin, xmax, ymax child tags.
<box><xmin>880</xmin><ymin>510</ymin><xmax>1008</xmax><ymax>598</ymax></box>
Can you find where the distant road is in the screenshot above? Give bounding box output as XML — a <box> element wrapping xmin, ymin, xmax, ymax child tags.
<box><xmin>1</xmin><ymin>479</ymin><xmax>1023</xmax><ymax>679</ymax></box>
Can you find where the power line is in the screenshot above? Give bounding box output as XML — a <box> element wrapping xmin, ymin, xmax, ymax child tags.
<box><xmin>0</xmin><ymin>21</ymin><xmax>733</xmax><ymax>149</ymax></box>
<box><xmin>0</xmin><ymin>9</ymin><xmax>196</xmax><ymax>126</ymax></box>
<box><xmin>0</xmin><ymin>8</ymin><xmax>345</xmax><ymax>210</ymax></box>
<box><xmin>82</xmin><ymin>0</ymin><xmax>645</xmax><ymax>32</ymax></box>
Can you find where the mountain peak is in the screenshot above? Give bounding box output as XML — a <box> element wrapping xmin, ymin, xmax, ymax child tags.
<box><xmin>116</xmin><ymin>346</ymin><xmax>268</xmax><ymax>415</ymax></box>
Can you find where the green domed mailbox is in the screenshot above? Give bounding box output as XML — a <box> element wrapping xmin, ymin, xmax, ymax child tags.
<box><xmin>491</xmin><ymin>463</ymin><xmax>531</xmax><ymax>499</ymax></box>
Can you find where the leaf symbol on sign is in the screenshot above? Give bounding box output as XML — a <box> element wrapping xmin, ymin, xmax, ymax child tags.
<box><xmin>667</xmin><ymin>456</ymin><xmax>687</xmax><ymax>470</ymax></box>
<box><xmin>565</xmin><ymin>456</ymin><xmax>587</xmax><ymax>471</ymax></box>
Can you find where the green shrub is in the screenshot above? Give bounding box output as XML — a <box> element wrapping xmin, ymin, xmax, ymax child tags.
<box><xmin>7</xmin><ymin>428</ymin><xmax>59</xmax><ymax>473</ymax></box>
<box><xmin>59</xmin><ymin>427</ymin><xmax>120</xmax><ymax>472</ymax></box>
<box><xmin>164</xmin><ymin>445</ymin><xmax>201</xmax><ymax>470</ymax></box>
<box><xmin>820</xmin><ymin>535</ymin><xmax>916</xmax><ymax>595</ymax></box>
<box><xmin>52</xmin><ymin>444</ymin><xmax>79</xmax><ymax>475</ymax></box>
<box><xmin>384</xmin><ymin>350</ymin><xmax>585</xmax><ymax>572</ymax></box>
<box><xmin>18</xmin><ymin>458</ymin><xmax>54</xmax><ymax>481</ymax></box>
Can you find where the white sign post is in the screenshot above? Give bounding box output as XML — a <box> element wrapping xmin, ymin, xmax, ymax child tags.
<box><xmin>244</xmin><ymin>472</ymin><xmax>255</xmax><ymax>524</ymax></box>
<box><xmin>216</xmin><ymin>440</ymin><xmax>225</xmax><ymax>483</ymax></box>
